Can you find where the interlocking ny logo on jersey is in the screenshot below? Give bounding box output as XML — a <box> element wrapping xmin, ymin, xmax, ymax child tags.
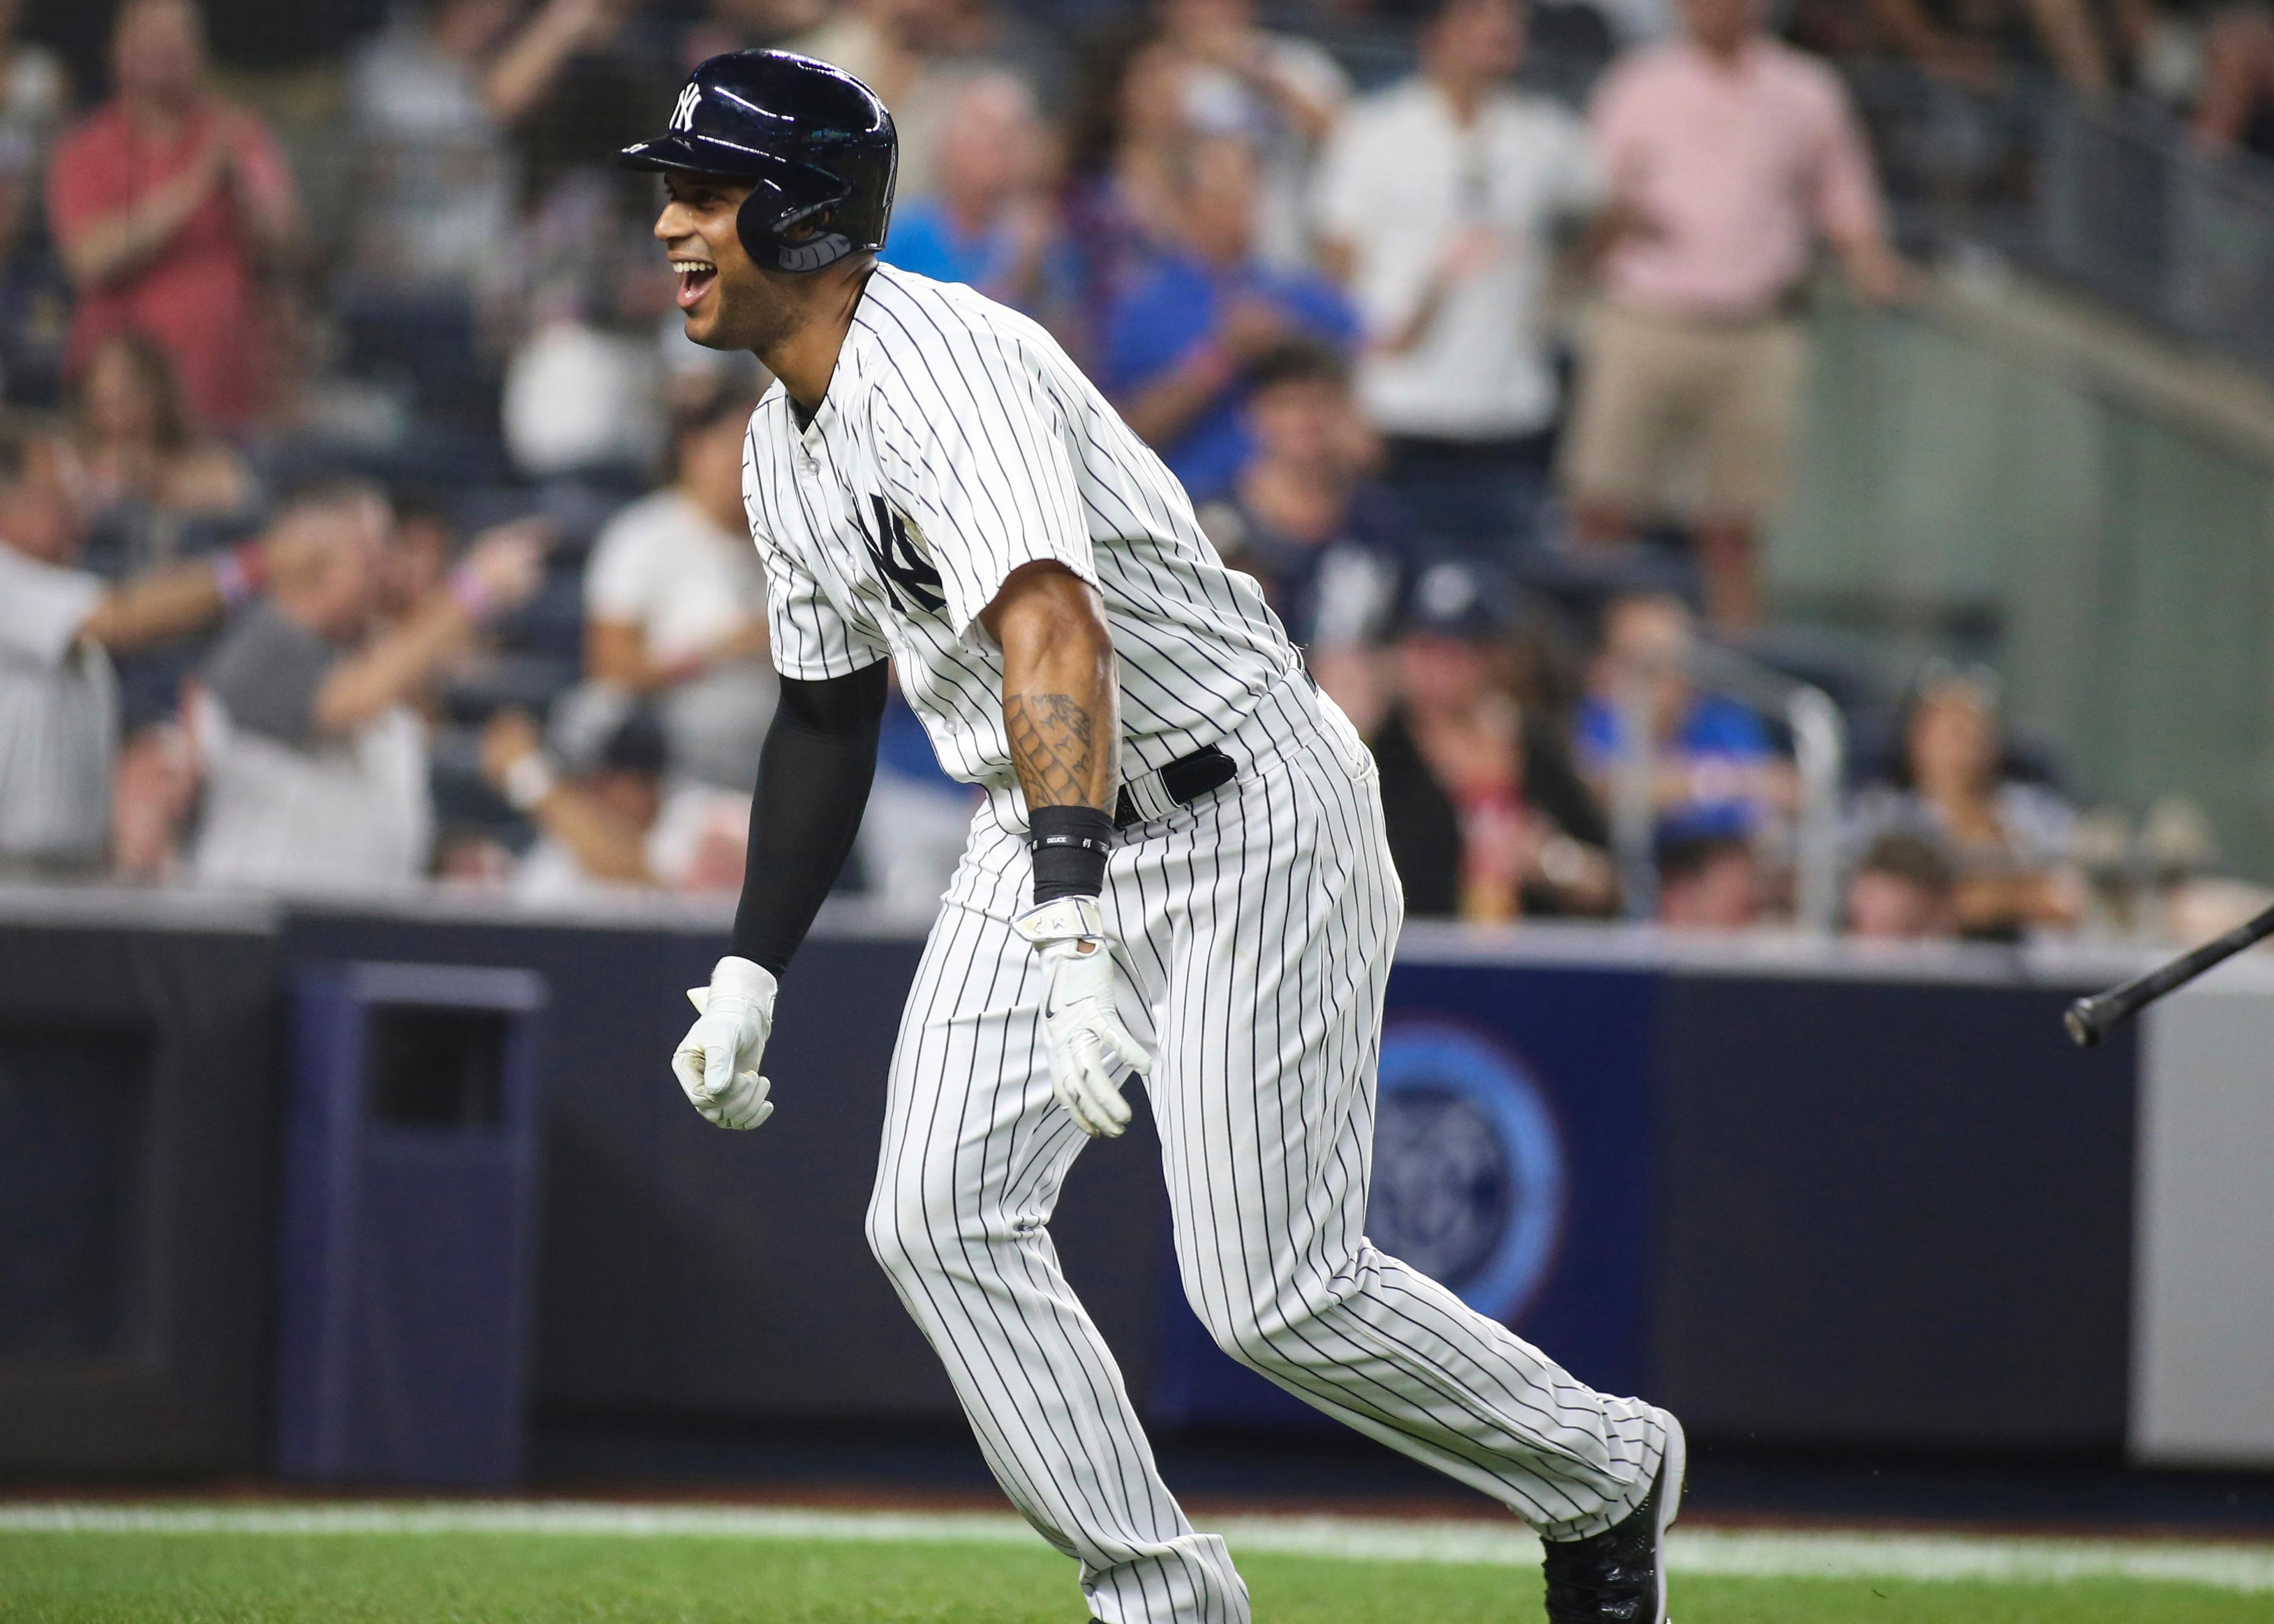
<box><xmin>858</xmin><ymin>494</ymin><xmax>946</xmax><ymax>615</ymax></box>
<box><xmin>670</xmin><ymin>82</ymin><xmax>702</xmax><ymax>132</ymax></box>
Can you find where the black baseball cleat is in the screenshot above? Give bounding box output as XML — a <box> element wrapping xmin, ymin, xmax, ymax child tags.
<box><xmin>1541</xmin><ymin>1408</ymin><xmax>1686</xmax><ymax>1624</ymax></box>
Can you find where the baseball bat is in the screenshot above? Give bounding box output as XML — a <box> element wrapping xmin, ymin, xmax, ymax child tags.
<box><xmin>2064</xmin><ymin>901</ymin><xmax>2274</xmax><ymax>1046</ymax></box>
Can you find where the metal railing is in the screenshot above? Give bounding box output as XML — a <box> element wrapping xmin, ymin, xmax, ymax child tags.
<box><xmin>1842</xmin><ymin>56</ymin><xmax>2274</xmax><ymax>383</ymax></box>
<box><xmin>1607</xmin><ymin>644</ymin><xmax>1849</xmax><ymax>934</ymax></box>
<box><xmin>2035</xmin><ymin>99</ymin><xmax>2274</xmax><ymax>379</ymax></box>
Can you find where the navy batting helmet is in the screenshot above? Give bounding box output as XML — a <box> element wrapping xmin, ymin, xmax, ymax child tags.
<box><xmin>620</xmin><ymin>50</ymin><xmax>897</xmax><ymax>275</ymax></box>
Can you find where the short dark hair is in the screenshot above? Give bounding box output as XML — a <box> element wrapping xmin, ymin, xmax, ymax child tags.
<box><xmin>596</xmin><ymin>710</ymin><xmax>669</xmax><ymax>778</ymax></box>
<box><xmin>1245</xmin><ymin>339</ymin><xmax>1350</xmax><ymax>396</ymax></box>
<box><xmin>1658</xmin><ymin>832</ymin><xmax>1754</xmax><ymax>889</ymax></box>
<box><xmin>387</xmin><ymin>485</ymin><xmax>457</xmax><ymax>536</ymax></box>
<box><xmin>1855</xmin><ymin>831</ymin><xmax>1954</xmax><ymax>895</ymax></box>
<box><xmin>1415</xmin><ymin>0</ymin><xmax>1523</xmax><ymax>37</ymax></box>
<box><xmin>273</xmin><ymin>473</ymin><xmax>389</xmax><ymax>526</ymax></box>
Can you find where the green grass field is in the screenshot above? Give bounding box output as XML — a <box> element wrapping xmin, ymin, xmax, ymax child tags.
<box><xmin>2</xmin><ymin>1504</ymin><xmax>2269</xmax><ymax>1622</ymax></box>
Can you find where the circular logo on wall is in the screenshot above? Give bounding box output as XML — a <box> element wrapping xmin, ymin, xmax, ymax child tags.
<box><xmin>1369</xmin><ymin>1021</ymin><xmax>1568</xmax><ymax>1324</ymax></box>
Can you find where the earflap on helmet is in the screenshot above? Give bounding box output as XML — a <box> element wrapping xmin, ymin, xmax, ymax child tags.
<box><xmin>736</xmin><ymin>169</ymin><xmax>858</xmax><ymax>275</ymax></box>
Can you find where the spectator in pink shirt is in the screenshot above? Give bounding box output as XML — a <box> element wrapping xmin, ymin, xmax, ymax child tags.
<box><xmin>1560</xmin><ymin>0</ymin><xmax>1906</xmax><ymax>629</ymax></box>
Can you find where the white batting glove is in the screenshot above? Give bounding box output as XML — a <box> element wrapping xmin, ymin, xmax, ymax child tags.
<box><xmin>672</xmin><ymin>956</ymin><xmax>778</xmax><ymax>1131</ymax></box>
<box><xmin>1014</xmin><ymin>895</ymin><xmax>1152</xmax><ymax>1139</ymax></box>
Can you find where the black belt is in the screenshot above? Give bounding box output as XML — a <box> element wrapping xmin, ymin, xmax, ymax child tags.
<box><xmin>1114</xmin><ymin>744</ymin><xmax>1237</xmax><ymax>829</ymax></box>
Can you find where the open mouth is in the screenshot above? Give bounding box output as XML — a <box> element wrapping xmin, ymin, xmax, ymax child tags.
<box><xmin>671</xmin><ymin>256</ymin><xmax>718</xmax><ymax>310</ymax></box>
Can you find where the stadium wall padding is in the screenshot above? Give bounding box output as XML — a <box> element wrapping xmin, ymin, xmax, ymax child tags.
<box><xmin>0</xmin><ymin>908</ymin><xmax>281</xmax><ymax>1475</ymax></box>
<box><xmin>1650</xmin><ymin>970</ymin><xmax>2138</xmax><ymax>1452</ymax></box>
<box><xmin>6</xmin><ymin>898</ymin><xmax>2270</xmax><ymax>1477</ymax></box>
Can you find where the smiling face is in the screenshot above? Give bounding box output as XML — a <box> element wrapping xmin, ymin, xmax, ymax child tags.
<box><xmin>654</xmin><ymin>169</ymin><xmax>798</xmax><ymax>354</ymax></box>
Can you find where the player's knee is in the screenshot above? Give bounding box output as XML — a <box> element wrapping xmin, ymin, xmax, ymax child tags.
<box><xmin>1190</xmin><ymin>1292</ymin><xmax>1322</xmax><ymax>1377</ymax></box>
<box><xmin>862</xmin><ymin>1180</ymin><xmax>931</xmax><ymax>1281</ymax></box>
<box><xmin>1184</xmin><ymin>1253</ymin><xmax>1363</xmax><ymax>1374</ymax></box>
<box><xmin>862</xmin><ymin>1165</ymin><xmax>968</xmax><ymax>1281</ymax></box>
<box><xmin>1210</xmin><ymin>1314</ymin><xmax>1322</xmax><ymax>1378</ymax></box>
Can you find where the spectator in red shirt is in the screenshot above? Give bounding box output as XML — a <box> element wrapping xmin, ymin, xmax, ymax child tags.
<box><xmin>46</xmin><ymin>0</ymin><xmax>301</xmax><ymax>433</ymax></box>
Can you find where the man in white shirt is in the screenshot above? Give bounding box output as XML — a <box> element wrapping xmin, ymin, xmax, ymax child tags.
<box><xmin>190</xmin><ymin>484</ymin><xmax>545</xmax><ymax>895</ymax></box>
<box><xmin>0</xmin><ymin>434</ymin><xmax>296</xmax><ymax>876</ymax></box>
<box><xmin>1313</xmin><ymin>0</ymin><xmax>1602</xmax><ymax>552</ymax></box>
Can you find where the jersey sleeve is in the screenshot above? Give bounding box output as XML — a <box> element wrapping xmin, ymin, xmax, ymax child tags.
<box><xmin>870</xmin><ymin>335</ymin><xmax>1098</xmax><ymax>639</ymax></box>
<box><xmin>743</xmin><ymin>423</ymin><xmax>891</xmax><ymax>680</ymax></box>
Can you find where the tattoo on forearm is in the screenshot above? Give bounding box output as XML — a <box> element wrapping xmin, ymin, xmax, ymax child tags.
<box><xmin>1007</xmin><ymin>693</ymin><xmax>1100</xmax><ymax>809</ymax></box>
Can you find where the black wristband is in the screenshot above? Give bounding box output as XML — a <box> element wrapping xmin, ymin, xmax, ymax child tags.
<box><xmin>1029</xmin><ymin>805</ymin><xmax>1114</xmax><ymax>903</ymax></box>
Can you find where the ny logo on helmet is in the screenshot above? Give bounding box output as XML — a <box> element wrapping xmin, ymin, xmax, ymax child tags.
<box><xmin>670</xmin><ymin>82</ymin><xmax>703</xmax><ymax>133</ymax></box>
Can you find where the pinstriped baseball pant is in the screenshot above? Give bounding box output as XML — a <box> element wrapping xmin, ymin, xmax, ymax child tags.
<box><xmin>865</xmin><ymin>676</ymin><xmax>1670</xmax><ymax>1623</ymax></box>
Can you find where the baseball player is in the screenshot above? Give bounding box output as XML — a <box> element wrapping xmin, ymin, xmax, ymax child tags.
<box><xmin>631</xmin><ymin>50</ymin><xmax>1684</xmax><ymax>1624</ymax></box>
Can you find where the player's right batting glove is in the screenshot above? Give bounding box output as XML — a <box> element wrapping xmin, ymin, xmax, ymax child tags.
<box><xmin>1013</xmin><ymin>896</ymin><xmax>1152</xmax><ymax>1139</ymax></box>
<box><xmin>673</xmin><ymin>955</ymin><xmax>778</xmax><ymax>1130</ymax></box>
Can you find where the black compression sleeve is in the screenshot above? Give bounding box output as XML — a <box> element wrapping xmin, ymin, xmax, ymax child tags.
<box><xmin>731</xmin><ymin>661</ymin><xmax>888</xmax><ymax>977</ymax></box>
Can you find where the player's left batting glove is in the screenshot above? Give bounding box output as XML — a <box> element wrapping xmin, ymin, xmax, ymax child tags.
<box><xmin>673</xmin><ymin>956</ymin><xmax>778</xmax><ymax>1131</ymax></box>
<box><xmin>1014</xmin><ymin>895</ymin><xmax>1152</xmax><ymax>1139</ymax></box>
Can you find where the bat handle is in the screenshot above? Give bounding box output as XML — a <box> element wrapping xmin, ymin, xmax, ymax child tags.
<box><xmin>2064</xmin><ymin>996</ymin><xmax>2106</xmax><ymax>1047</ymax></box>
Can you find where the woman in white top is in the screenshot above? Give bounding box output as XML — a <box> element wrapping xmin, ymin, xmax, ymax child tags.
<box><xmin>583</xmin><ymin>380</ymin><xmax>776</xmax><ymax>790</ymax></box>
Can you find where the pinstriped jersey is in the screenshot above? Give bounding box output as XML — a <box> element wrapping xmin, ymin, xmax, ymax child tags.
<box><xmin>740</xmin><ymin>263</ymin><xmax>1296</xmax><ymax>802</ymax></box>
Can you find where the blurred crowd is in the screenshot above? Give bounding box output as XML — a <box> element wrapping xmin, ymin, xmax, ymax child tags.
<box><xmin>0</xmin><ymin>0</ymin><xmax>2261</xmax><ymax>939</ymax></box>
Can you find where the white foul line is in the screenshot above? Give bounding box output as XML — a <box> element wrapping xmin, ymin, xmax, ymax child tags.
<box><xmin>0</xmin><ymin>1503</ymin><xmax>2269</xmax><ymax>1594</ymax></box>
